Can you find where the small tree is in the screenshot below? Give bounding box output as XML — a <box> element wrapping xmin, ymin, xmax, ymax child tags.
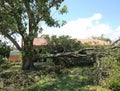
<box><xmin>0</xmin><ymin>0</ymin><xmax>67</xmax><ymax>70</ymax></box>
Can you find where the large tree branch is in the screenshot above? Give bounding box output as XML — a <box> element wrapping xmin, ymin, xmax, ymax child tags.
<box><xmin>0</xmin><ymin>30</ymin><xmax>22</xmax><ymax>51</ymax></box>
<box><xmin>37</xmin><ymin>52</ymin><xmax>87</xmax><ymax>59</ymax></box>
<box><xmin>23</xmin><ymin>1</ymin><xmax>36</xmax><ymax>34</ymax></box>
<box><xmin>1</xmin><ymin>0</ymin><xmax>25</xmax><ymax>38</ymax></box>
<box><xmin>6</xmin><ymin>34</ymin><xmax>22</xmax><ymax>51</ymax></box>
<box><xmin>35</xmin><ymin>45</ymin><xmax>120</xmax><ymax>60</ymax></box>
<box><xmin>14</xmin><ymin>16</ymin><xmax>25</xmax><ymax>38</ymax></box>
<box><xmin>35</xmin><ymin>48</ymin><xmax>96</xmax><ymax>59</ymax></box>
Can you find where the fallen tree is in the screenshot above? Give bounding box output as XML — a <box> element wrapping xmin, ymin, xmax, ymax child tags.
<box><xmin>35</xmin><ymin>47</ymin><xmax>108</xmax><ymax>59</ymax></box>
<box><xmin>34</xmin><ymin>45</ymin><xmax>120</xmax><ymax>67</ymax></box>
<box><xmin>34</xmin><ymin>45</ymin><xmax>119</xmax><ymax>85</ymax></box>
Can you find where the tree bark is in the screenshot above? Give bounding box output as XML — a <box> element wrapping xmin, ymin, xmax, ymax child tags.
<box><xmin>21</xmin><ymin>38</ymin><xmax>35</xmax><ymax>70</ymax></box>
<box><xmin>22</xmin><ymin>52</ymin><xmax>35</xmax><ymax>70</ymax></box>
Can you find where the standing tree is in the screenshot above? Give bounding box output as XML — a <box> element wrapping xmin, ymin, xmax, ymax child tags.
<box><xmin>0</xmin><ymin>0</ymin><xmax>67</xmax><ymax>70</ymax></box>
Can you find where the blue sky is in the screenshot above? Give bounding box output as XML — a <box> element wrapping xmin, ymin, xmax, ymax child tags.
<box><xmin>62</xmin><ymin>0</ymin><xmax>120</xmax><ymax>28</ymax></box>
<box><xmin>42</xmin><ymin>0</ymin><xmax>120</xmax><ymax>41</ymax></box>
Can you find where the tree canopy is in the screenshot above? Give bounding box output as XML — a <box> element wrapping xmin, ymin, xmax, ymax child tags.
<box><xmin>0</xmin><ymin>0</ymin><xmax>67</xmax><ymax>70</ymax></box>
<box><xmin>0</xmin><ymin>0</ymin><xmax>67</xmax><ymax>50</ymax></box>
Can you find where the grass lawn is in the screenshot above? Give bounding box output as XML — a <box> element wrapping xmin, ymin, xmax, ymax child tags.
<box><xmin>0</xmin><ymin>61</ymin><xmax>111</xmax><ymax>91</ymax></box>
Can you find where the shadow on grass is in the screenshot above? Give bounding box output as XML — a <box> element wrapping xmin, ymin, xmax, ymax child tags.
<box><xmin>28</xmin><ymin>73</ymin><xmax>87</xmax><ymax>91</ymax></box>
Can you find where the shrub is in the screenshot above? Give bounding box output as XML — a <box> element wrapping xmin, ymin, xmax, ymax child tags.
<box><xmin>0</xmin><ymin>40</ymin><xmax>10</xmax><ymax>64</ymax></box>
<box><xmin>0</xmin><ymin>40</ymin><xmax>10</xmax><ymax>59</ymax></box>
<box><xmin>98</xmin><ymin>49</ymin><xmax>120</xmax><ymax>90</ymax></box>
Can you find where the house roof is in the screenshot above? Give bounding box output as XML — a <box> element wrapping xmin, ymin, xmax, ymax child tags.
<box><xmin>22</xmin><ymin>37</ymin><xmax>110</xmax><ymax>47</ymax></box>
<box><xmin>33</xmin><ymin>38</ymin><xmax>47</xmax><ymax>46</ymax></box>
<box><xmin>78</xmin><ymin>39</ymin><xmax>110</xmax><ymax>45</ymax></box>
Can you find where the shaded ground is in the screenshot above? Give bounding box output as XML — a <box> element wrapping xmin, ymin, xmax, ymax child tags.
<box><xmin>0</xmin><ymin>61</ymin><xmax>111</xmax><ymax>91</ymax></box>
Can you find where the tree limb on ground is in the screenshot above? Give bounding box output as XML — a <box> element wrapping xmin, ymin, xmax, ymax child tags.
<box><xmin>35</xmin><ymin>45</ymin><xmax>120</xmax><ymax>59</ymax></box>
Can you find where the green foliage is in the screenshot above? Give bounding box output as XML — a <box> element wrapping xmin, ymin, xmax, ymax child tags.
<box><xmin>108</xmin><ymin>75</ymin><xmax>120</xmax><ymax>91</ymax></box>
<box><xmin>0</xmin><ymin>40</ymin><xmax>10</xmax><ymax>65</ymax></box>
<box><xmin>0</xmin><ymin>0</ymin><xmax>67</xmax><ymax>70</ymax></box>
<box><xmin>59</xmin><ymin>5</ymin><xmax>68</xmax><ymax>14</ymax></box>
<box><xmin>0</xmin><ymin>55</ymin><xmax>4</xmax><ymax>64</ymax></box>
<box><xmin>96</xmin><ymin>48</ymin><xmax>120</xmax><ymax>90</ymax></box>
<box><xmin>58</xmin><ymin>35</ymin><xmax>83</xmax><ymax>51</ymax></box>
<box><xmin>41</xmin><ymin>35</ymin><xmax>84</xmax><ymax>67</ymax></box>
<box><xmin>0</xmin><ymin>40</ymin><xmax>10</xmax><ymax>63</ymax></box>
<box><xmin>42</xmin><ymin>35</ymin><xmax>83</xmax><ymax>52</ymax></box>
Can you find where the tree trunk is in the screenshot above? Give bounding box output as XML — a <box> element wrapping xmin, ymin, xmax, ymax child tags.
<box><xmin>21</xmin><ymin>40</ymin><xmax>35</xmax><ymax>70</ymax></box>
<box><xmin>22</xmin><ymin>53</ymin><xmax>35</xmax><ymax>70</ymax></box>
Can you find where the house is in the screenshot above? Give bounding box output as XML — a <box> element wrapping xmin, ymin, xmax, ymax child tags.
<box><xmin>9</xmin><ymin>38</ymin><xmax>47</xmax><ymax>62</ymax></box>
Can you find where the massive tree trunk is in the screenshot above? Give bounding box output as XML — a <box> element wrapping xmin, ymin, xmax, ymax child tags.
<box><xmin>21</xmin><ymin>38</ymin><xmax>35</xmax><ymax>70</ymax></box>
<box><xmin>22</xmin><ymin>52</ymin><xmax>35</xmax><ymax>70</ymax></box>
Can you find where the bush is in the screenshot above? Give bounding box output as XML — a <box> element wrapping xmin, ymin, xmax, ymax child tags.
<box><xmin>0</xmin><ymin>40</ymin><xmax>10</xmax><ymax>64</ymax></box>
<box><xmin>0</xmin><ymin>55</ymin><xmax>4</xmax><ymax>64</ymax></box>
<box><xmin>98</xmin><ymin>49</ymin><xmax>120</xmax><ymax>90</ymax></box>
<box><xmin>0</xmin><ymin>55</ymin><xmax>8</xmax><ymax>65</ymax></box>
<box><xmin>0</xmin><ymin>40</ymin><xmax>10</xmax><ymax>59</ymax></box>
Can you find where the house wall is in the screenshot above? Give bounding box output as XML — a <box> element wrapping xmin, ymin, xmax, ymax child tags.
<box><xmin>9</xmin><ymin>55</ymin><xmax>21</xmax><ymax>62</ymax></box>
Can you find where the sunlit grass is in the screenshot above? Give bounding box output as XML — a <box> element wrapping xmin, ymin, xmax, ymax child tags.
<box><xmin>0</xmin><ymin>62</ymin><xmax>112</xmax><ymax>91</ymax></box>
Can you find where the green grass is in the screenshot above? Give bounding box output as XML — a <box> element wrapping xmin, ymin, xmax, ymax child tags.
<box><xmin>27</xmin><ymin>67</ymin><xmax>111</xmax><ymax>91</ymax></box>
<box><xmin>0</xmin><ymin>62</ymin><xmax>112</xmax><ymax>91</ymax></box>
<box><xmin>28</xmin><ymin>74</ymin><xmax>86</xmax><ymax>91</ymax></box>
<box><xmin>80</xmin><ymin>85</ymin><xmax>111</xmax><ymax>91</ymax></box>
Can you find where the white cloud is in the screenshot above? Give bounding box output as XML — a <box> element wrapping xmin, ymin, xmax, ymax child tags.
<box><xmin>90</xmin><ymin>13</ymin><xmax>102</xmax><ymax>21</ymax></box>
<box><xmin>106</xmin><ymin>26</ymin><xmax>120</xmax><ymax>40</ymax></box>
<box><xmin>42</xmin><ymin>13</ymin><xmax>120</xmax><ymax>41</ymax></box>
